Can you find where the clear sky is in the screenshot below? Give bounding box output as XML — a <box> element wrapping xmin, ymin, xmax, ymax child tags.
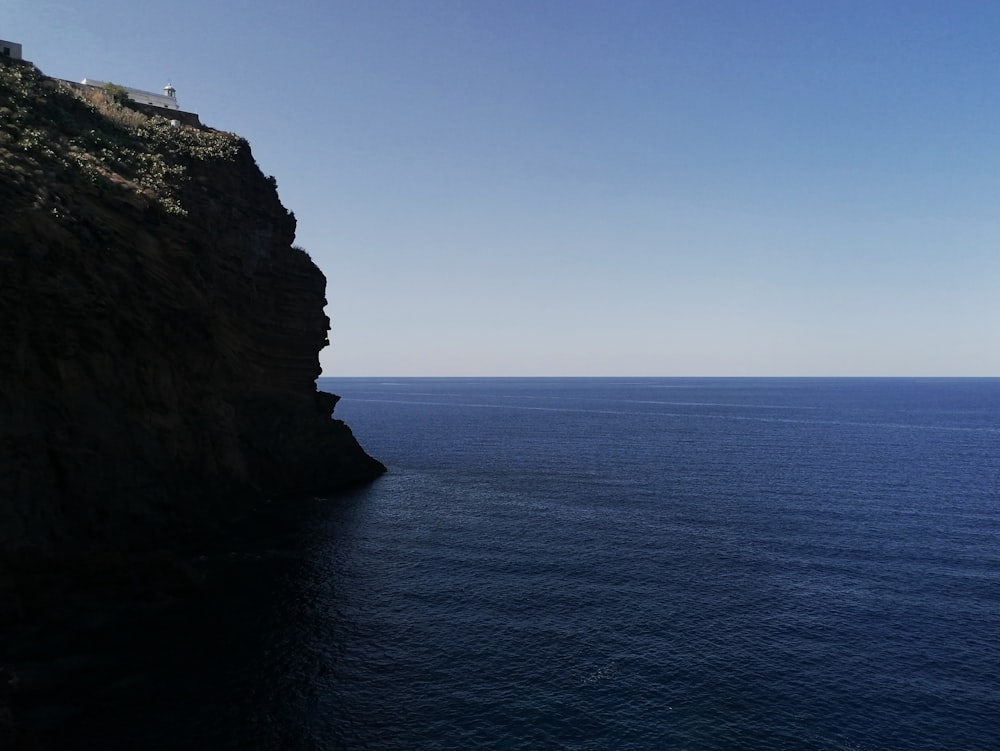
<box><xmin>7</xmin><ymin>1</ymin><xmax>1000</xmax><ymax>376</ymax></box>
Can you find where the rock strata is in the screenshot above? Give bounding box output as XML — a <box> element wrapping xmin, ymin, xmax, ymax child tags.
<box><xmin>0</xmin><ymin>58</ymin><xmax>385</xmax><ymax>563</ymax></box>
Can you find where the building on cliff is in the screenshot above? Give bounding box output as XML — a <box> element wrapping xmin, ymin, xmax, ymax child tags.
<box><xmin>81</xmin><ymin>78</ymin><xmax>180</xmax><ymax>110</ymax></box>
<box><xmin>1</xmin><ymin>39</ymin><xmax>23</xmax><ymax>61</ymax></box>
<box><xmin>66</xmin><ymin>76</ymin><xmax>204</xmax><ymax>127</ymax></box>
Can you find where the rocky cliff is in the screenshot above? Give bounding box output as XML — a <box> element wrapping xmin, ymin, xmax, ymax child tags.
<box><xmin>0</xmin><ymin>59</ymin><xmax>385</xmax><ymax>561</ymax></box>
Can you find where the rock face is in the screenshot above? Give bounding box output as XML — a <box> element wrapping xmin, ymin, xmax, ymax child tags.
<box><xmin>0</xmin><ymin>59</ymin><xmax>385</xmax><ymax>558</ymax></box>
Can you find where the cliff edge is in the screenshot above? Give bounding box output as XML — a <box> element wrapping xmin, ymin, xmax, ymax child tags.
<box><xmin>0</xmin><ymin>59</ymin><xmax>385</xmax><ymax>560</ymax></box>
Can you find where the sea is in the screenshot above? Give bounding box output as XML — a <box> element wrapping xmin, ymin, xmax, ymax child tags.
<box><xmin>20</xmin><ymin>378</ymin><xmax>1000</xmax><ymax>750</ymax></box>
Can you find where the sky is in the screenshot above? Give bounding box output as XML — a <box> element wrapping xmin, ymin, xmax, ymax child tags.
<box><xmin>6</xmin><ymin>1</ymin><xmax>1000</xmax><ymax>376</ymax></box>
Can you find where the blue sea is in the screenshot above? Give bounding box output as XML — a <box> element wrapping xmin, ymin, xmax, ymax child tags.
<box><xmin>25</xmin><ymin>378</ymin><xmax>1000</xmax><ymax>749</ymax></box>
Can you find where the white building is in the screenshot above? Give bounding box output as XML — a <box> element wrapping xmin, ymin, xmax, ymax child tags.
<box><xmin>1</xmin><ymin>40</ymin><xmax>23</xmax><ymax>60</ymax></box>
<box><xmin>81</xmin><ymin>79</ymin><xmax>180</xmax><ymax>111</ymax></box>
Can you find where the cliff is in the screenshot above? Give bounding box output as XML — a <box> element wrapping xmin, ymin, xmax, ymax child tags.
<box><xmin>0</xmin><ymin>59</ymin><xmax>385</xmax><ymax>562</ymax></box>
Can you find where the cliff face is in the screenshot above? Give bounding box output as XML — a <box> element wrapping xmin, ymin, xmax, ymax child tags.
<box><xmin>0</xmin><ymin>60</ymin><xmax>385</xmax><ymax>558</ymax></box>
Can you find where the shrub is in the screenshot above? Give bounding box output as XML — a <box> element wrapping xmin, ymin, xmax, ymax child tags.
<box><xmin>101</xmin><ymin>83</ymin><xmax>131</xmax><ymax>107</ymax></box>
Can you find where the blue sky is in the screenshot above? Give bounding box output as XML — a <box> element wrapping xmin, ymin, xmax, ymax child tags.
<box><xmin>7</xmin><ymin>1</ymin><xmax>1000</xmax><ymax>375</ymax></box>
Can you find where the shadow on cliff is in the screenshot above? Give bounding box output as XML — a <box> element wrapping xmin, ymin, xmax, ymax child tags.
<box><xmin>0</xmin><ymin>55</ymin><xmax>384</xmax><ymax>560</ymax></box>
<box><xmin>1</xmin><ymin>52</ymin><xmax>386</xmax><ymax>749</ymax></box>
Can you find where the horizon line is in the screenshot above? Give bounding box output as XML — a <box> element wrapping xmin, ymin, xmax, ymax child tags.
<box><xmin>317</xmin><ymin>374</ymin><xmax>1000</xmax><ymax>380</ymax></box>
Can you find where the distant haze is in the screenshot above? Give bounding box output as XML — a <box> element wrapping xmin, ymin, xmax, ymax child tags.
<box><xmin>10</xmin><ymin>1</ymin><xmax>1000</xmax><ymax>375</ymax></box>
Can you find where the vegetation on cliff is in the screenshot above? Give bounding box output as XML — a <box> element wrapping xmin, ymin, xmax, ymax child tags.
<box><xmin>1</xmin><ymin>61</ymin><xmax>242</xmax><ymax>215</ymax></box>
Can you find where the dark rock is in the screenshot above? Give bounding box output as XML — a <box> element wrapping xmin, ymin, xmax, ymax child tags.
<box><xmin>0</xmin><ymin>57</ymin><xmax>385</xmax><ymax>566</ymax></box>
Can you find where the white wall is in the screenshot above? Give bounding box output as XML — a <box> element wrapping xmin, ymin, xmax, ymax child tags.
<box><xmin>0</xmin><ymin>40</ymin><xmax>23</xmax><ymax>60</ymax></box>
<box><xmin>81</xmin><ymin>78</ymin><xmax>180</xmax><ymax>111</ymax></box>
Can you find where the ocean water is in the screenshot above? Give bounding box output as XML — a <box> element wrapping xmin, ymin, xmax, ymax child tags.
<box><xmin>25</xmin><ymin>378</ymin><xmax>1000</xmax><ymax>750</ymax></box>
